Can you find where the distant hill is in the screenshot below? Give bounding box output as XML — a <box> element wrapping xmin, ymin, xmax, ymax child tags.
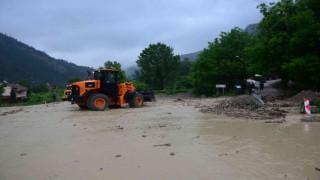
<box><xmin>125</xmin><ymin>51</ymin><xmax>202</xmax><ymax>79</ymax></box>
<box><xmin>180</xmin><ymin>51</ymin><xmax>201</xmax><ymax>62</ymax></box>
<box><xmin>244</xmin><ymin>23</ymin><xmax>259</xmax><ymax>35</ymax></box>
<box><xmin>0</xmin><ymin>33</ymin><xmax>92</xmax><ymax>86</ymax></box>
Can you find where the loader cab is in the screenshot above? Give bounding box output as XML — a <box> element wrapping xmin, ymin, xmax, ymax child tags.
<box><xmin>93</xmin><ymin>69</ymin><xmax>118</xmax><ymax>100</ymax></box>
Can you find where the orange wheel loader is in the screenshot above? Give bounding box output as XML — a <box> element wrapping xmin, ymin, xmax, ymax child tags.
<box><xmin>67</xmin><ymin>68</ymin><xmax>155</xmax><ymax>111</ymax></box>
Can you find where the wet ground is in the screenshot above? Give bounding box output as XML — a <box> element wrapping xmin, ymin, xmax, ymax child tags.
<box><xmin>0</xmin><ymin>97</ymin><xmax>319</xmax><ymax>180</ymax></box>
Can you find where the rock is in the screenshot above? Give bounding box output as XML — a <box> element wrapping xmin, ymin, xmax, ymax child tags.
<box><xmin>116</xmin><ymin>155</ymin><xmax>121</xmax><ymax>158</ymax></box>
<box><xmin>192</xmin><ymin>135</ymin><xmax>200</xmax><ymax>139</ymax></box>
<box><xmin>174</xmin><ymin>98</ymin><xmax>184</xmax><ymax>102</ymax></box>
<box><xmin>153</xmin><ymin>143</ymin><xmax>171</xmax><ymax>147</ymax></box>
<box><xmin>219</xmin><ymin>153</ymin><xmax>228</xmax><ymax>156</ymax></box>
<box><xmin>116</xmin><ymin>126</ymin><xmax>124</xmax><ymax>129</ymax></box>
<box><xmin>170</xmin><ymin>152</ymin><xmax>175</xmax><ymax>156</ymax></box>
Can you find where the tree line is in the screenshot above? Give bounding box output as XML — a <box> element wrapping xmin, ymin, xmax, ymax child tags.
<box><xmin>120</xmin><ymin>0</ymin><xmax>319</xmax><ymax>95</ymax></box>
<box><xmin>4</xmin><ymin>0</ymin><xmax>318</xmax><ymax>104</ymax></box>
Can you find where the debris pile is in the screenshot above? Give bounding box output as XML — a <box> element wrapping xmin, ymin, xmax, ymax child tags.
<box><xmin>200</xmin><ymin>95</ymin><xmax>286</xmax><ymax>120</ymax></box>
<box><xmin>287</xmin><ymin>90</ymin><xmax>320</xmax><ymax>103</ymax></box>
<box><xmin>301</xmin><ymin>115</ymin><xmax>320</xmax><ymax>122</ymax></box>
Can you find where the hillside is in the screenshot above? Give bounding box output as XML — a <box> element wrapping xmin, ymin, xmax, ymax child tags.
<box><xmin>0</xmin><ymin>33</ymin><xmax>91</xmax><ymax>86</ymax></box>
<box><xmin>180</xmin><ymin>51</ymin><xmax>201</xmax><ymax>62</ymax></box>
<box><xmin>244</xmin><ymin>23</ymin><xmax>259</xmax><ymax>35</ymax></box>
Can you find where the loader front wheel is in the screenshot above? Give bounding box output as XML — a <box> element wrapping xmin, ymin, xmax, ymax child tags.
<box><xmin>129</xmin><ymin>93</ymin><xmax>144</xmax><ymax>108</ymax></box>
<box><xmin>88</xmin><ymin>94</ymin><xmax>110</xmax><ymax>111</ymax></box>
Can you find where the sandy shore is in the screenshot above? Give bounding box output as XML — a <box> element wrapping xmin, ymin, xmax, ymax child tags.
<box><xmin>0</xmin><ymin>96</ymin><xmax>320</xmax><ymax>180</ymax></box>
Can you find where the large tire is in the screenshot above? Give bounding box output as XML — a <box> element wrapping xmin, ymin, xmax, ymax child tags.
<box><xmin>88</xmin><ymin>94</ymin><xmax>110</xmax><ymax>111</ymax></box>
<box><xmin>129</xmin><ymin>93</ymin><xmax>144</xmax><ymax>108</ymax></box>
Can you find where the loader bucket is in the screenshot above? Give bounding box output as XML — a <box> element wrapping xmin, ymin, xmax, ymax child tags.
<box><xmin>138</xmin><ymin>90</ymin><xmax>156</xmax><ymax>102</ymax></box>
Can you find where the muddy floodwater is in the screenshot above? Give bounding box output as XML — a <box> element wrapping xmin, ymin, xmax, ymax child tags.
<box><xmin>0</xmin><ymin>98</ymin><xmax>319</xmax><ymax>180</ymax></box>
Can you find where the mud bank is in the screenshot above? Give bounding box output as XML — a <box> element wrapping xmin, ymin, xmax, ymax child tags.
<box><xmin>0</xmin><ymin>97</ymin><xmax>319</xmax><ymax>180</ymax></box>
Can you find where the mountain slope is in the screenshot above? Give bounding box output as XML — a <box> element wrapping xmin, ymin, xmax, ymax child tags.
<box><xmin>180</xmin><ymin>51</ymin><xmax>201</xmax><ymax>62</ymax></box>
<box><xmin>0</xmin><ymin>33</ymin><xmax>91</xmax><ymax>86</ymax></box>
<box><xmin>244</xmin><ymin>23</ymin><xmax>259</xmax><ymax>35</ymax></box>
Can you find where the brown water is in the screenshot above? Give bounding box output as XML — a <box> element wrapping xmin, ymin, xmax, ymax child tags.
<box><xmin>0</xmin><ymin>101</ymin><xmax>319</xmax><ymax>180</ymax></box>
<box><xmin>193</xmin><ymin>113</ymin><xmax>320</xmax><ymax>179</ymax></box>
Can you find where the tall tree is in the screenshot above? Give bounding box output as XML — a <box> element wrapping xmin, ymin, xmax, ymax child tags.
<box><xmin>193</xmin><ymin>27</ymin><xmax>252</xmax><ymax>95</ymax></box>
<box><xmin>180</xmin><ymin>58</ymin><xmax>193</xmax><ymax>76</ymax></box>
<box><xmin>0</xmin><ymin>83</ymin><xmax>5</xmax><ymax>97</ymax></box>
<box><xmin>251</xmin><ymin>0</ymin><xmax>320</xmax><ymax>89</ymax></box>
<box><xmin>136</xmin><ymin>43</ymin><xmax>180</xmax><ymax>89</ymax></box>
<box><xmin>103</xmin><ymin>60</ymin><xmax>127</xmax><ymax>83</ymax></box>
<box><xmin>9</xmin><ymin>88</ymin><xmax>16</xmax><ymax>103</ymax></box>
<box><xmin>173</xmin><ymin>58</ymin><xmax>194</xmax><ymax>91</ymax></box>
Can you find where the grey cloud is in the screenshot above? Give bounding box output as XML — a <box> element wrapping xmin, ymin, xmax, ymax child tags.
<box><xmin>0</xmin><ymin>0</ymin><xmax>271</xmax><ymax>68</ymax></box>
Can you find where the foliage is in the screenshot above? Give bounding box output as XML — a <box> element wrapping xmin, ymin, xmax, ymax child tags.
<box><xmin>154</xmin><ymin>88</ymin><xmax>189</xmax><ymax>95</ymax></box>
<box><xmin>250</xmin><ymin>0</ymin><xmax>320</xmax><ymax>89</ymax></box>
<box><xmin>69</xmin><ymin>77</ymin><xmax>82</xmax><ymax>83</ymax></box>
<box><xmin>29</xmin><ymin>87</ymin><xmax>64</xmax><ymax>104</ymax></box>
<box><xmin>282</xmin><ymin>55</ymin><xmax>320</xmax><ymax>89</ymax></box>
<box><xmin>27</xmin><ymin>92</ymin><xmax>52</xmax><ymax>104</ymax></box>
<box><xmin>173</xmin><ymin>74</ymin><xmax>193</xmax><ymax>92</ymax></box>
<box><xmin>136</xmin><ymin>42</ymin><xmax>180</xmax><ymax>90</ymax></box>
<box><xmin>0</xmin><ymin>87</ymin><xmax>64</xmax><ymax>107</ymax></box>
<box><xmin>31</xmin><ymin>84</ymin><xmax>49</xmax><ymax>93</ymax></box>
<box><xmin>0</xmin><ymin>83</ymin><xmax>5</xmax><ymax>96</ymax></box>
<box><xmin>102</xmin><ymin>60</ymin><xmax>127</xmax><ymax>83</ymax></box>
<box><xmin>9</xmin><ymin>88</ymin><xmax>17</xmax><ymax>103</ymax></box>
<box><xmin>193</xmin><ymin>27</ymin><xmax>252</xmax><ymax>95</ymax></box>
<box><xmin>179</xmin><ymin>58</ymin><xmax>193</xmax><ymax>76</ymax></box>
<box><xmin>130</xmin><ymin>80</ymin><xmax>148</xmax><ymax>90</ymax></box>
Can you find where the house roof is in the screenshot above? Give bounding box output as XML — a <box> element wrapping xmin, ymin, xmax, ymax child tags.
<box><xmin>7</xmin><ymin>83</ymin><xmax>28</xmax><ymax>91</ymax></box>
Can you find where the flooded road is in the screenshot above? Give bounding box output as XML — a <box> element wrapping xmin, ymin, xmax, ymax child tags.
<box><xmin>0</xmin><ymin>98</ymin><xmax>319</xmax><ymax>179</ymax></box>
<box><xmin>197</xmin><ymin>113</ymin><xmax>320</xmax><ymax>179</ymax></box>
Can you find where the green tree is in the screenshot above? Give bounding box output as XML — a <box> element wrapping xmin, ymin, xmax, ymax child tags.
<box><xmin>68</xmin><ymin>77</ymin><xmax>82</xmax><ymax>83</ymax></box>
<box><xmin>251</xmin><ymin>0</ymin><xmax>320</xmax><ymax>89</ymax></box>
<box><xmin>0</xmin><ymin>84</ymin><xmax>5</xmax><ymax>104</ymax></box>
<box><xmin>31</xmin><ymin>84</ymin><xmax>49</xmax><ymax>93</ymax></box>
<box><xmin>179</xmin><ymin>58</ymin><xmax>193</xmax><ymax>76</ymax></box>
<box><xmin>103</xmin><ymin>60</ymin><xmax>127</xmax><ymax>83</ymax></box>
<box><xmin>174</xmin><ymin>58</ymin><xmax>194</xmax><ymax>91</ymax></box>
<box><xmin>193</xmin><ymin>27</ymin><xmax>252</xmax><ymax>95</ymax></box>
<box><xmin>9</xmin><ymin>88</ymin><xmax>16</xmax><ymax>103</ymax></box>
<box><xmin>136</xmin><ymin>42</ymin><xmax>180</xmax><ymax>89</ymax></box>
<box><xmin>0</xmin><ymin>84</ymin><xmax>5</xmax><ymax>95</ymax></box>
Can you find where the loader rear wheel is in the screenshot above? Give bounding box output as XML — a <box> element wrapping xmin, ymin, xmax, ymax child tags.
<box><xmin>129</xmin><ymin>93</ymin><xmax>144</xmax><ymax>108</ymax></box>
<box><xmin>88</xmin><ymin>94</ymin><xmax>110</xmax><ymax>111</ymax></box>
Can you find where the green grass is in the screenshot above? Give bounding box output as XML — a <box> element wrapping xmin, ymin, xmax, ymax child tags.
<box><xmin>0</xmin><ymin>89</ymin><xmax>65</xmax><ymax>107</ymax></box>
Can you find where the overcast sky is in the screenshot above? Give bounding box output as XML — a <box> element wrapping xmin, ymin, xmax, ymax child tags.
<box><xmin>0</xmin><ymin>0</ymin><xmax>274</xmax><ymax>69</ymax></box>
